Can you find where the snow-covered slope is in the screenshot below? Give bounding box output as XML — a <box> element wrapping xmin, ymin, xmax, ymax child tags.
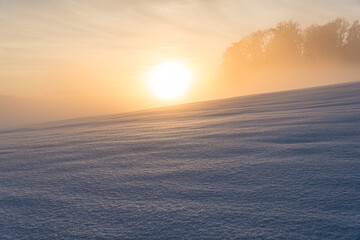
<box><xmin>1</xmin><ymin>82</ymin><xmax>360</xmax><ymax>239</ymax></box>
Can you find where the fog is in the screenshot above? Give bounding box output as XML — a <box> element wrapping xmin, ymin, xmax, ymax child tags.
<box><xmin>1</xmin><ymin>18</ymin><xmax>359</xmax><ymax>130</ymax></box>
<box><xmin>1</xmin><ymin>65</ymin><xmax>358</xmax><ymax>130</ymax></box>
<box><xmin>212</xmin><ymin>18</ymin><xmax>360</xmax><ymax>97</ymax></box>
<box><xmin>213</xmin><ymin>62</ymin><xmax>360</xmax><ymax>99</ymax></box>
<box><xmin>0</xmin><ymin>95</ymin><xmax>145</xmax><ymax>130</ymax></box>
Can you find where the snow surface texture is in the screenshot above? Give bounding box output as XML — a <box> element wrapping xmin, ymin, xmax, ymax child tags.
<box><xmin>1</xmin><ymin>82</ymin><xmax>360</xmax><ymax>239</ymax></box>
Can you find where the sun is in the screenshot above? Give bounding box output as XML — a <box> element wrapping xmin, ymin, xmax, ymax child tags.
<box><xmin>148</xmin><ymin>62</ymin><xmax>192</xmax><ymax>100</ymax></box>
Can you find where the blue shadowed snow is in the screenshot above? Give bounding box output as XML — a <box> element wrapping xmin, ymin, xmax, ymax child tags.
<box><xmin>1</xmin><ymin>82</ymin><xmax>360</xmax><ymax>239</ymax></box>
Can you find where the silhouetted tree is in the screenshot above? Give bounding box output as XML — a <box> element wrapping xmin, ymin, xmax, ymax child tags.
<box><xmin>345</xmin><ymin>20</ymin><xmax>360</xmax><ymax>61</ymax></box>
<box><xmin>266</xmin><ymin>20</ymin><xmax>303</xmax><ymax>62</ymax></box>
<box><xmin>221</xmin><ymin>18</ymin><xmax>360</xmax><ymax>80</ymax></box>
<box><xmin>222</xmin><ymin>30</ymin><xmax>268</xmax><ymax>70</ymax></box>
<box><xmin>304</xmin><ymin>18</ymin><xmax>349</xmax><ymax>60</ymax></box>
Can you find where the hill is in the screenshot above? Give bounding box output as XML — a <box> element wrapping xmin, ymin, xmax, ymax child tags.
<box><xmin>1</xmin><ymin>82</ymin><xmax>360</xmax><ymax>239</ymax></box>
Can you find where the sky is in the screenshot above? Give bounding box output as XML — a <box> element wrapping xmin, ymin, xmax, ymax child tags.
<box><xmin>1</xmin><ymin>0</ymin><xmax>360</xmax><ymax>125</ymax></box>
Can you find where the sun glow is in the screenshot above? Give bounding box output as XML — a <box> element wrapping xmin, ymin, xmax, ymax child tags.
<box><xmin>148</xmin><ymin>62</ymin><xmax>192</xmax><ymax>100</ymax></box>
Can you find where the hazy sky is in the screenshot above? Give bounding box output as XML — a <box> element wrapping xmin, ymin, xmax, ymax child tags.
<box><xmin>1</xmin><ymin>0</ymin><xmax>360</xmax><ymax>112</ymax></box>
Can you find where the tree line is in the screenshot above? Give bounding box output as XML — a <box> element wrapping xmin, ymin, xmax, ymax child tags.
<box><xmin>221</xmin><ymin>18</ymin><xmax>360</xmax><ymax>75</ymax></box>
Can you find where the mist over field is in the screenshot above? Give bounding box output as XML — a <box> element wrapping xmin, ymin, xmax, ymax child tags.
<box><xmin>216</xmin><ymin>18</ymin><xmax>360</xmax><ymax>97</ymax></box>
<box><xmin>0</xmin><ymin>95</ymin><xmax>143</xmax><ymax>130</ymax></box>
<box><xmin>1</xmin><ymin>15</ymin><xmax>360</xmax><ymax>129</ymax></box>
<box><xmin>1</xmin><ymin>82</ymin><xmax>360</xmax><ymax>239</ymax></box>
<box><xmin>1</xmin><ymin>1</ymin><xmax>360</xmax><ymax>239</ymax></box>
